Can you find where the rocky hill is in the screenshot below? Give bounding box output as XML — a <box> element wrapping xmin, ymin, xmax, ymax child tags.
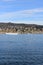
<box><xmin>0</xmin><ymin>22</ymin><xmax>43</xmax><ymax>34</ymax></box>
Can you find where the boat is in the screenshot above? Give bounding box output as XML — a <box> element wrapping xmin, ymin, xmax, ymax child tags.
<box><xmin>5</xmin><ymin>33</ymin><xmax>18</xmax><ymax>35</ymax></box>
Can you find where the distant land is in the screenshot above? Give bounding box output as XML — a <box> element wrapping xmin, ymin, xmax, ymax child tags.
<box><xmin>0</xmin><ymin>22</ymin><xmax>43</xmax><ymax>34</ymax></box>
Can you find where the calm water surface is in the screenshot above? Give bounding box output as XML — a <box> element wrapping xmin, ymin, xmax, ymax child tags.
<box><xmin>0</xmin><ymin>34</ymin><xmax>43</xmax><ymax>65</ymax></box>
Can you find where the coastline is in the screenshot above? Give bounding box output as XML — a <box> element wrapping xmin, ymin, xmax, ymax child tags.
<box><xmin>0</xmin><ymin>23</ymin><xmax>43</xmax><ymax>34</ymax></box>
<box><xmin>0</xmin><ymin>31</ymin><xmax>42</xmax><ymax>34</ymax></box>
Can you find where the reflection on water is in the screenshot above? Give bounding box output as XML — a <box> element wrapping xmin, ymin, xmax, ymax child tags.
<box><xmin>0</xmin><ymin>34</ymin><xmax>43</xmax><ymax>65</ymax></box>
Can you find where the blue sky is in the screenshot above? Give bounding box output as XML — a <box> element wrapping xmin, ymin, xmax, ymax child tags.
<box><xmin>0</xmin><ymin>0</ymin><xmax>43</xmax><ymax>24</ymax></box>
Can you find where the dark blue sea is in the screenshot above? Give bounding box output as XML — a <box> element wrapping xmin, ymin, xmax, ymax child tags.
<box><xmin>0</xmin><ymin>34</ymin><xmax>43</xmax><ymax>65</ymax></box>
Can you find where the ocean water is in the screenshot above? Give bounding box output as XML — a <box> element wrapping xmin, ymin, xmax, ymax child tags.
<box><xmin>0</xmin><ymin>34</ymin><xmax>43</xmax><ymax>65</ymax></box>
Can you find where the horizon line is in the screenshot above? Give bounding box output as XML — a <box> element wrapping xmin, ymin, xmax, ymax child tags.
<box><xmin>0</xmin><ymin>22</ymin><xmax>43</xmax><ymax>25</ymax></box>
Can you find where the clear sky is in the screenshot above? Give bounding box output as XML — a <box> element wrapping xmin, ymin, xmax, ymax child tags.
<box><xmin>0</xmin><ymin>0</ymin><xmax>43</xmax><ymax>25</ymax></box>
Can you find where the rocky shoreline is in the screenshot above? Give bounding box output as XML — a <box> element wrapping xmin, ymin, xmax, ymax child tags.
<box><xmin>0</xmin><ymin>22</ymin><xmax>43</xmax><ymax>34</ymax></box>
